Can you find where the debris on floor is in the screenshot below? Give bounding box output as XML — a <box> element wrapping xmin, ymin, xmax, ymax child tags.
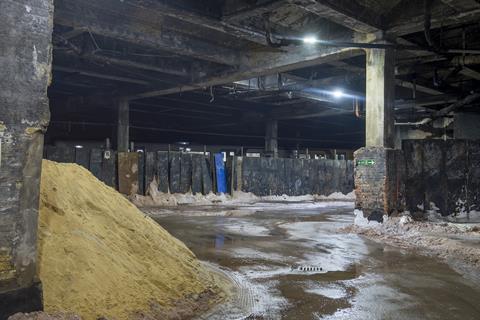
<box><xmin>130</xmin><ymin>179</ymin><xmax>355</xmax><ymax>207</ymax></box>
<box><xmin>344</xmin><ymin>212</ymin><xmax>480</xmax><ymax>273</ymax></box>
<box><xmin>8</xmin><ymin>312</ymin><xmax>81</xmax><ymax>320</ymax></box>
<box><xmin>37</xmin><ymin>160</ymin><xmax>226</xmax><ymax>320</ymax></box>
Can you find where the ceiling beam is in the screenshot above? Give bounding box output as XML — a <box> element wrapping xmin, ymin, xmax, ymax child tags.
<box><xmin>439</xmin><ymin>0</ymin><xmax>480</xmax><ymax>12</ymax></box>
<box><xmin>274</xmin><ymin>105</ymin><xmax>352</xmax><ymax>120</ymax></box>
<box><xmin>129</xmin><ymin>46</ymin><xmax>364</xmax><ymax>100</ymax></box>
<box><xmin>459</xmin><ymin>67</ymin><xmax>480</xmax><ymax>80</ymax></box>
<box><xmin>53</xmin><ymin>66</ymin><xmax>151</xmax><ymax>85</ymax></box>
<box><xmin>387</xmin><ymin>2</ymin><xmax>480</xmax><ymax>36</ymax></box>
<box><xmin>395</xmin><ymin>79</ymin><xmax>444</xmax><ymax>95</ymax></box>
<box><xmin>54</xmin><ymin>50</ymin><xmax>191</xmax><ymax>78</ymax></box>
<box><xmin>72</xmin><ymin>0</ymin><xmax>269</xmax><ymax>46</ymax></box>
<box><xmin>223</xmin><ymin>0</ymin><xmax>288</xmax><ymax>22</ymax></box>
<box><xmin>54</xmin><ymin>0</ymin><xmax>241</xmax><ymax>66</ymax></box>
<box><xmin>288</xmin><ymin>0</ymin><xmax>383</xmax><ymax>33</ymax></box>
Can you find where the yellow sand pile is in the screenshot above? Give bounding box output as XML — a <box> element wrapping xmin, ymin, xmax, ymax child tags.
<box><xmin>37</xmin><ymin>160</ymin><xmax>224</xmax><ymax>320</ymax></box>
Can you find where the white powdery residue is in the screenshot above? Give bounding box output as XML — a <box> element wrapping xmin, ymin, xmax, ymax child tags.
<box><xmin>281</xmin><ymin>221</ymin><xmax>369</xmax><ymax>272</ymax></box>
<box><xmin>353</xmin><ymin>209</ymin><xmax>385</xmax><ymax>227</ymax></box>
<box><xmin>260</xmin><ymin>194</ymin><xmax>315</xmax><ymax>202</ymax></box>
<box><xmin>399</xmin><ymin>215</ymin><xmax>413</xmax><ymax>226</ymax></box>
<box><xmin>202</xmin><ymin>262</ymin><xmax>289</xmax><ymax>319</ymax></box>
<box><xmin>304</xmin><ymin>282</ymin><xmax>348</xmax><ymax>299</ymax></box>
<box><xmin>25</xmin><ymin>5</ymin><xmax>32</xmax><ymax>13</ymax></box>
<box><xmin>229</xmin><ymin>248</ymin><xmax>288</xmax><ymax>263</ymax></box>
<box><xmin>239</xmin><ymin>264</ymin><xmax>293</xmax><ymax>280</ymax></box>
<box><xmin>425</xmin><ymin>202</ymin><xmax>443</xmax><ymax>222</ymax></box>
<box><xmin>449</xmin><ymin>210</ymin><xmax>480</xmax><ymax>223</ymax></box>
<box><xmin>315</xmin><ymin>191</ymin><xmax>356</xmax><ymax>201</ymax></box>
<box><xmin>223</xmin><ymin>219</ymin><xmax>270</xmax><ymax>237</ymax></box>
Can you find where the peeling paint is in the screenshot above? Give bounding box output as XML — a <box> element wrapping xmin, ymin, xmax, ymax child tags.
<box><xmin>25</xmin><ymin>127</ymin><xmax>42</xmax><ymax>135</ymax></box>
<box><xmin>32</xmin><ymin>45</ymin><xmax>49</xmax><ymax>80</ymax></box>
<box><xmin>21</xmin><ymin>119</ymin><xmax>37</xmax><ymax>126</ymax></box>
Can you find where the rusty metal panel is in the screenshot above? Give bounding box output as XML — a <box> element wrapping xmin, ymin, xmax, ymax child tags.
<box><xmin>180</xmin><ymin>153</ymin><xmax>192</xmax><ymax>193</ymax></box>
<box><xmin>118</xmin><ymin>152</ymin><xmax>139</xmax><ymax>195</ymax></box>
<box><xmin>156</xmin><ymin>151</ymin><xmax>169</xmax><ymax>193</ymax></box>
<box><xmin>201</xmin><ymin>157</ymin><xmax>213</xmax><ymax>195</ymax></box>
<box><xmin>169</xmin><ymin>152</ymin><xmax>181</xmax><ymax>193</ymax></box>
<box><xmin>191</xmin><ymin>155</ymin><xmax>203</xmax><ymax>195</ymax></box>
<box><xmin>145</xmin><ymin>152</ymin><xmax>156</xmax><ymax>193</ymax></box>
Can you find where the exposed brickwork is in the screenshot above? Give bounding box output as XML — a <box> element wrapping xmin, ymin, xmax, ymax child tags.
<box><xmin>354</xmin><ymin>147</ymin><xmax>404</xmax><ymax>221</ymax></box>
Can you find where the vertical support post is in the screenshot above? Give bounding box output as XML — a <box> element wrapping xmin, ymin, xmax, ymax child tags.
<box><xmin>117</xmin><ymin>97</ymin><xmax>130</xmax><ymax>152</ymax></box>
<box><xmin>265</xmin><ymin>119</ymin><xmax>278</xmax><ymax>158</ymax></box>
<box><xmin>0</xmin><ymin>0</ymin><xmax>54</xmax><ymax>315</ymax></box>
<box><xmin>355</xmin><ymin>46</ymin><xmax>401</xmax><ymax>221</ymax></box>
<box><xmin>365</xmin><ymin>47</ymin><xmax>395</xmax><ymax>148</ymax></box>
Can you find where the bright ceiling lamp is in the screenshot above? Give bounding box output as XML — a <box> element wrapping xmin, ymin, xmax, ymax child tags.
<box><xmin>303</xmin><ymin>36</ymin><xmax>319</xmax><ymax>44</ymax></box>
<box><xmin>332</xmin><ymin>89</ymin><xmax>344</xmax><ymax>99</ymax></box>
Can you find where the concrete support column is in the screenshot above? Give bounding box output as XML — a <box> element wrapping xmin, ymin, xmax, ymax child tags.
<box><xmin>0</xmin><ymin>0</ymin><xmax>54</xmax><ymax>315</ymax></box>
<box><xmin>355</xmin><ymin>46</ymin><xmax>402</xmax><ymax>221</ymax></box>
<box><xmin>117</xmin><ymin>98</ymin><xmax>130</xmax><ymax>152</ymax></box>
<box><xmin>365</xmin><ymin>47</ymin><xmax>395</xmax><ymax>148</ymax></box>
<box><xmin>265</xmin><ymin>119</ymin><xmax>278</xmax><ymax>158</ymax></box>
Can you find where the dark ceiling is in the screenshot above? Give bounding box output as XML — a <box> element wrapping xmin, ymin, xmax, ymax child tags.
<box><xmin>47</xmin><ymin>0</ymin><xmax>480</xmax><ymax>150</ymax></box>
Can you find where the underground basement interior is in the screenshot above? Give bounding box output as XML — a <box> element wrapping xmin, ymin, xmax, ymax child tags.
<box><xmin>1</xmin><ymin>0</ymin><xmax>480</xmax><ymax>319</ymax></box>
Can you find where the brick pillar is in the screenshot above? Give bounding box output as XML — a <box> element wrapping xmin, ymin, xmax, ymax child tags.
<box><xmin>354</xmin><ymin>147</ymin><xmax>405</xmax><ymax>221</ymax></box>
<box><xmin>354</xmin><ymin>45</ymin><xmax>401</xmax><ymax>220</ymax></box>
<box><xmin>0</xmin><ymin>0</ymin><xmax>54</xmax><ymax>315</ymax></box>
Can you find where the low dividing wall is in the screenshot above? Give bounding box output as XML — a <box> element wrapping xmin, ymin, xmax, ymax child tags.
<box><xmin>241</xmin><ymin>157</ymin><xmax>354</xmax><ymax>196</ymax></box>
<box><xmin>402</xmin><ymin>140</ymin><xmax>480</xmax><ymax>216</ymax></box>
<box><xmin>44</xmin><ymin>146</ymin><xmax>354</xmax><ymax>197</ymax></box>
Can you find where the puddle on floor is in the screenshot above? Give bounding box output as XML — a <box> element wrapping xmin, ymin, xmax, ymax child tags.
<box><xmin>152</xmin><ymin>203</ymin><xmax>480</xmax><ymax>320</ymax></box>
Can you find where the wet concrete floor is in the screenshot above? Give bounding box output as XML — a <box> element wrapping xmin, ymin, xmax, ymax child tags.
<box><xmin>152</xmin><ymin>202</ymin><xmax>480</xmax><ymax>320</ymax></box>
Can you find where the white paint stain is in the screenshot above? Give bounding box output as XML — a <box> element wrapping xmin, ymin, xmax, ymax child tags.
<box><xmin>21</xmin><ymin>119</ymin><xmax>36</xmax><ymax>126</ymax></box>
<box><xmin>32</xmin><ymin>45</ymin><xmax>47</xmax><ymax>79</ymax></box>
<box><xmin>25</xmin><ymin>5</ymin><xmax>32</xmax><ymax>13</ymax></box>
<box><xmin>32</xmin><ymin>45</ymin><xmax>38</xmax><ymax>74</ymax></box>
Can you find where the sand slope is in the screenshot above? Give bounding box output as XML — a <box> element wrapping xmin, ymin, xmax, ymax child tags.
<box><xmin>37</xmin><ymin>160</ymin><xmax>222</xmax><ymax>320</ymax></box>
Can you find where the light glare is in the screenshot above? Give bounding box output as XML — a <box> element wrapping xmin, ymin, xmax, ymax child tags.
<box><xmin>303</xmin><ymin>36</ymin><xmax>319</xmax><ymax>44</ymax></box>
<box><xmin>332</xmin><ymin>89</ymin><xmax>344</xmax><ymax>99</ymax></box>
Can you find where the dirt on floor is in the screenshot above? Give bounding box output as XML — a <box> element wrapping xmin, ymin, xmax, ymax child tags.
<box><xmin>343</xmin><ymin>213</ymin><xmax>480</xmax><ymax>274</ymax></box>
<box><xmin>37</xmin><ymin>160</ymin><xmax>228</xmax><ymax>320</ymax></box>
<box><xmin>8</xmin><ymin>312</ymin><xmax>81</xmax><ymax>320</ymax></box>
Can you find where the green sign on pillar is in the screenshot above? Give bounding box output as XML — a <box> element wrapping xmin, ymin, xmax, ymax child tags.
<box><xmin>357</xmin><ymin>159</ymin><xmax>376</xmax><ymax>166</ymax></box>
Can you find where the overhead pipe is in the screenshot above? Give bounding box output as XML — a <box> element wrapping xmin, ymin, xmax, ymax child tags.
<box><xmin>424</xmin><ymin>0</ymin><xmax>444</xmax><ymax>54</ymax></box>
<box><xmin>395</xmin><ymin>91</ymin><xmax>480</xmax><ymax>126</ymax></box>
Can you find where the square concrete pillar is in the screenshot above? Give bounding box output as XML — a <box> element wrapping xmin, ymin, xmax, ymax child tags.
<box><xmin>0</xmin><ymin>0</ymin><xmax>54</xmax><ymax>315</ymax></box>
<box><xmin>355</xmin><ymin>47</ymin><xmax>400</xmax><ymax>220</ymax></box>
<box><xmin>365</xmin><ymin>47</ymin><xmax>395</xmax><ymax>149</ymax></box>
<box><xmin>117</xmin><ymin>98</ymin><xmax>130</xmax><ymax>152</ymax></box>
<box><xmin>265</xmin><ymin>119</ymin><xmax>278</xmax><ymax>158</ymax></box>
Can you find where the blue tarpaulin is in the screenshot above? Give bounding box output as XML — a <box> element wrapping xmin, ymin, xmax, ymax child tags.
<box><xmin>215</xmin><ymin>153</ymin><xmax>227</xmax><ymax>193</ymax></box>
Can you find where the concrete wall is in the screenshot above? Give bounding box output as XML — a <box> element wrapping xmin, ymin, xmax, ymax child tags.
<box><xmin>44</xmin><ymin>147</ymin><xmax>354</xmax><ymax>197</ymax></box>
<box><xmin>241</xmin><ymin>157</ymin><xmax>354</xmax><ymax>196</ymax></box>
<box><xmin>403</xmin><ymin>140</ymin><xmax>480</xmax><ymax>216</ymax></box>
<box><xmin>355</xmin><ymin>140</ymin><xmax>480</xmax><ymax>220</ymax></box>
<box><xmin>0</xmin><ymin>0</ymin><xmax>53</xmax><ymax>315</ymax></box>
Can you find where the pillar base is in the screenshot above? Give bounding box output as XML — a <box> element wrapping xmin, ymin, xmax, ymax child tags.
<box><xmin>0</xmin><ymin>283</ymin><xmax>43</xmax><ymax>319</ymax></box>
<box><xmin>354</xmin><ymin>147</ymin><xmax>405</xmax><ymax>221</ymax></box>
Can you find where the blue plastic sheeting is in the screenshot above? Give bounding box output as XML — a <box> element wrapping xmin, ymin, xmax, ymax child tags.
<box><xmin>215</xmin><ymin>153</ymin><xmax>227</xmax><ymax>193</ymax></box>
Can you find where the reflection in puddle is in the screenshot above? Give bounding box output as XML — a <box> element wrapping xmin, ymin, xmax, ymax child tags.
<box><xmin>152</xmin><ymin>203</ymin><xmax>480</xmax><ymax>320</ymax></box>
